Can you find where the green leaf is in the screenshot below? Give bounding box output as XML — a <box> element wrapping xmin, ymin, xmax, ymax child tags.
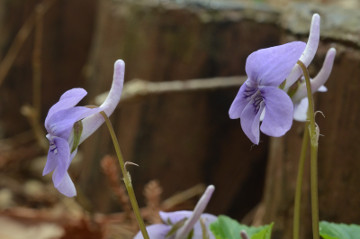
<box><xmin>210</xmin><ymin>215</ymin><xmax>273</xmax><ymax>239</ymax></box>
<box><xmin>319</xmin><ymin>221</ymin><xmax>360</xmax><ymax>239</ymax></box>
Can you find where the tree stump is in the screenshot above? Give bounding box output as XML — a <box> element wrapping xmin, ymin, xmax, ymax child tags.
<box><xmin>0</xmin><ymin>0</ymin><xmax>97</xmax><ymax>137</ymax></box>
<box><xmin>80</xmin><ymin>0</ymin><xmax>280</xmax><ymax>215</ymax></box>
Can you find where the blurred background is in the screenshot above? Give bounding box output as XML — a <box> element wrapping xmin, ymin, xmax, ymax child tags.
<box><xmin>0</xmin><ymin>0</ymin><xmax>359</xmax><ymax>238</ymax></box>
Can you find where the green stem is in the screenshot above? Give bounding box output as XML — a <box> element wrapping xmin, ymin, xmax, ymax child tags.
<box><xmin>100</xmin><ymin>111</ymin><xmax>149</xmax><ymax>239</ymax></box>
<box><xmin>297</xmin><ymin>61</ymin><xmax>320</xmax><ymax>239</ymax></box>
<box><xmin>293</xmin><ymin>122</ymin><xmax>309</xmax><ymax>239</ymax></box>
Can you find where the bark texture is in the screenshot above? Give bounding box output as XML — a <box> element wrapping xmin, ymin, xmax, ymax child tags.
<box><xmin>0</xmin><ymin>0</ymin><xmax>97</xmax><ymax>137</ymax></box>
<box><xmin>258</xmin><ymin>3</ymin><xmax>360</xmax><ymax>239</ymax></box>
<box><xmin>81</xmin><ymin>0</ymin><xmax>279</xmax><ymax>215</ymax></box>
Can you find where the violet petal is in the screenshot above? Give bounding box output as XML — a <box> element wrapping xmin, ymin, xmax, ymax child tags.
<box><xmin>46</xmin><ymin>107</ymin><xmax>102</xmax><ymax>140</ymax></box>
<box><xmin>240</xmin><ymin>101</ymin><xmax>264</xmax><ymax>144</ymax></box>
<box><xmin>55</xmin><ymin>172</ymin><xmax>76</xmax><ymax>197</ymax></box>
<box><xmin>260</xmin><ymin>87</ymin><xmax>293</xmax><ymax>137</ymax></box>
<box><xmin>229</xmin><ymin>82</ymin><xmax>250</xmax><ymax>119</ymax></box>
<box><xmin>51</xmin><ymin>137</ymin><xmax>71</xmax><ymax>187</ymax></box>
<box><xmin>293</xmin><ymin>97</ymin><xmax>309</xmax><ymax>122</ymax></box>
<box><xmin>43</xmin><ymin>141</ymin><xmax>57</xmax><ymax>176</ymax></box>
<box><xmin>245</xmin><ymin>41</ymin><xmax>306</xmax><ymax>87</ymax></box>
<box><xmin>45</xmin><ymin>88</ymin><xmax>87</xmax><ymax>126</ymax></box>
<box><xmin>133</xmin><ymin>224</ymin><xmax>170</xmax><ymax>239</ymax></box>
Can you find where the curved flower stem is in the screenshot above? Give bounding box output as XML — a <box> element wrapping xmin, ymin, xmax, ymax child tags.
<box><xmin>297</xmin><ymin>61</ymin><xmax>319</xmax><ymax>239</ymax></box>
<box><xmin>100</xmin><ymin>111</ymin><xmax>149</xmax><ymax>239</ymax></box>
<box><xmin>293</xmin><ymin>122</ymin><xmax>309</xmax><ymax>239</ymax></box>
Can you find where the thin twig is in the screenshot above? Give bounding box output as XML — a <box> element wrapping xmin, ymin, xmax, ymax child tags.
<box><xmin>0</xmin><ymin>0</ymin><xmax>56</xmax><ymax>86</ymax></box>
<box><xmin>20</xmin><ymin>105</ymin><xmax>47</xmax><ymax>150</ymax></box>
<box><xmin>95</xmin><ymin>76</ymin><xmax>246</xmax><ymax>104</ymax></box>
<box><xmin>0</xmin><ymin>130</ymin><xmax>35</xmax><ymax>147</ymax></box>
<box><xmin>161</xmin><ymin>184</ymin><xmax>206</xmax><ymax>210</ymax></box>
<box><xmin>24</xmin><ymin>2</ymin><xmax>48</xmax><ymax>151</ymax></box>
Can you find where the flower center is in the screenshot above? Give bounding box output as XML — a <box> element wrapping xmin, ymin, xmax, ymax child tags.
<box><xmin>252</xmin><ymin>91</ymin><xmax>263</xmax><ymax>112</ymax></box>
<box><xmin>49</xmin><ymin>141</ymin><xmax>58</xmax><ymax>154</ymax></box>
<box><xmin>245</xmin><ymin>83</ymin><xmax>264</xmax><ymax>113</ymax></box>
<box><xmin>244</xmin><ymin>82</ymin><xmax>258</xmax><ymax>99</ymax></box>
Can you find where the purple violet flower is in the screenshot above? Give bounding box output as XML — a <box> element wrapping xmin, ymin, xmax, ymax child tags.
<box><xmin>229</xmin><ymin>42</ymin><xmax>306</xmax><ymax>144</ymax></box>
<box><xmin>134</xmin><ymin>185</ymin><xmax>217</xmax><ymax>239</ymax></box>
<box><xmin>229</xmin><ymin>13</ymin><xmax>336</xmax><ymax>144</ymax></box>
<box><xmin>43</xmin><ymin>60</ymin><xmax>125</xmax><ymax>197</ymax></box>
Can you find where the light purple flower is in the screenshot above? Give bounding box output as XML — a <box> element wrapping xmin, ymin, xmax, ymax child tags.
<box><xmin>134</xmin><ymin>185</ymin><xmax>217</xmax><ymax>239</ymax></box>
<box><xmin>229</xmin><ymin>13</ymin><xmax>336</xmax><ymax>144</ymax></box>
<box><xmin>229</xmin><ymin>42</ymin><xmax>306</xmax><ymax>144</ymax></box>
<box><xmin>43</xmin><ymin>60</ymin><xmax>125</xmax><ymax>197</ymax></box>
